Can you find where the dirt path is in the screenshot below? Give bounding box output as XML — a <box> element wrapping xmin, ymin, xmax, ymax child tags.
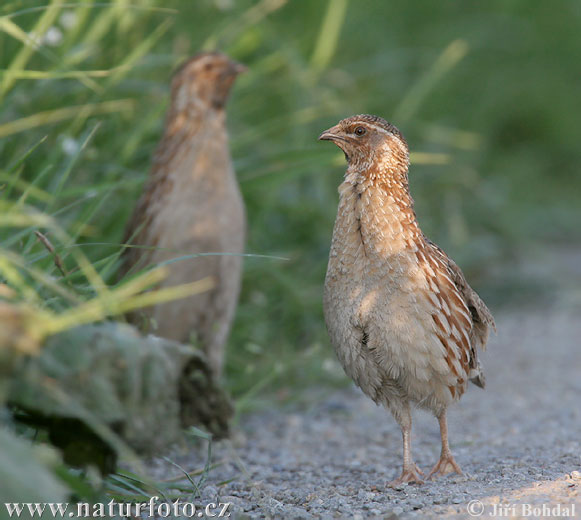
<box><xmin>153</xmin><ymin>309</ymin><xmax>581</xmax><ymax>518</ymax></box>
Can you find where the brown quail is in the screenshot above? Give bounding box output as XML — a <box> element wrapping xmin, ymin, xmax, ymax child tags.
<box><xmin>319</xmin><ymin>115</ymin><xmax>495</xmax><ymax>486</ymax></box>
<box><xmin>121</xmin><ymin>52</ymin><xmax>246</xmax><ymax>378</ymax></box>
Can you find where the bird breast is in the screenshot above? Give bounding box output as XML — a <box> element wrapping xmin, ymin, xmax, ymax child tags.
<box><xmin>324</xmin><ymin>179</ymin><xmax>461</xmax><ymax>409</ymax></box>
<box><xmin>148</xmin><ymin>123</ymin><xmax>245</xmax><ymax>256</ymax></box>
<box><xmin>327</xmin><ymin>178</ymin><xmax>420</xmax><ymax>282</ymax></box>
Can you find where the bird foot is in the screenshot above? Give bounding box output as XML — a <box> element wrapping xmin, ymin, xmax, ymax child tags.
<box><xmin>387</xmin><ymin>463</ymin><xmax>425</xmax><ymax>488</ymax></box>
<box><xmin>428</xmin><ymin>453</ymin><xmax>462</xmax><ymax>479</ymax></box>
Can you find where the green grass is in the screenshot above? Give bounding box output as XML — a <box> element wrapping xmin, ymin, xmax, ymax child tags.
<box><xmin>2</xmin><ymin>0</ymin><xmax>581</xmax><ymax>394</ymax></box>
<box><xmin>1</xmin><ymin>0</ymin><xmax>581</xmax><ymax>502</ymax></box>
<box><xmin>1</xmin><ymin>0</ymin><xmax>580</xmax><ymax>395</ymax></box>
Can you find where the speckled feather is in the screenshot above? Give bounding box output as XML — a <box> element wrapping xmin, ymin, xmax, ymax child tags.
<box><xmin>322</xmin><ymin>114</ymin><xmax>495</xmax><ymax>417</ymax></box>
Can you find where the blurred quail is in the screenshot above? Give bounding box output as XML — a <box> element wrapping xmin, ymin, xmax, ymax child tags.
<box><xmin>121</xmin><ymin>52</ymin><xmax>246</xmax><ymax>378</ymax></box>
<box><xmin>319</xmin><ymin>115</ymin><xmax>495</xmax><ymax>486</ymax></box>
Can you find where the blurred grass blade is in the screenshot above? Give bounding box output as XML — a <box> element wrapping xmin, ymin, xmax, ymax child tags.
<box><xmin>310</xmin><ymin>0</ymin><xmax>348</xmax><ymax>72</ymax></box>
<box><xmin>4</xmin><ymin>135</ymin><xmax>48</xmax><ymax>184</ymax></box>
<box><xmin>203</xmin><ymin>0</ymin><xmax>287</xmax><ymax>49</ymax></box>
<box><xmin>0</xmin><ymin>248</ymin><xmax>81</xmax><ymax>303</ymax></box>
<box><xmin>162</xmin><ymin>457</ymin><xmax>201</xmax><ymax>497</ymax></box>
<box><xmin>48</xmin><ymin>122</ymin><xmax>100</xmax><ymax>211</ymax></box>
<box><xmin>0</xmin><ymin>206</ymin><xmax>109</xmax><ymax>297</ymax></box>
<box><xmin>0</xmin><ymin>99</ymin><xmax>134</xmax><ymax>138</ymax></box>
<box><xmin>0</xmin><ymin>256</ymin><xmax>41</xmax><ymax>303</ymax></box>
<box><xmin>0</xmin><ymin>12</ymin><xmax>101</xmax><ymax>94</ymax></box>
<box><xmin>104</xmin><ymin>18</ymin><xmax>173</xmax><ymax>88</ymax></box>
<box><xmin>156</xmin><ymin>252</ymin><xmax>289</xmax><ymax>268</ymax></box>
<box><xmin>0</xmin><ymin>171</ymin><xmax>54</xmax><ymax>204</ymax></box>
<box><xmin>0</xmin><ymin>208</ymin><xmax>54</xmax><ymax>228</ymax></box>
<box><xmin>3</xmin><ymin>3</ymin><xmax>178</xmax><ymax>19</ymax></box>
<box><xmin>235</xmin><ymin>362</ymin><xmax>284</xmax><ymax>416</ymax></box>
<box><xmin>68</xmin><ymin>191</ymin><xmax>113</xmax><ymax>244</ymax></box>
<box><xmin>0</xmin><ymin>17</ymin><xmax>41</xmax><ymax>94</ymax></box>
<box><xmin>410</xmin><ymin>152</ymin><xmax>451</xmax><ymax>165</ymax></box>
<box><xmin>81</xmin><ymin>1</ymin><xmax>126</xmax><ymax>46</ymax></box>
<box><xmin>0</xmin><ymin>0</ymin><xmax>62</xmax><ymax>98</ymax></box>
<box><xmin>394</xmin><ymin>39</ymin><xmax>469</xmax><ymax>123</ymax></box>
<box><xmin>41</xmin><ymin>274</ymin><xmax>214</xmax><ymax>336</ymax></box>
<box><xmin>0</xmin><ymin>67</ymin><xmax>131</xmax><ymax>80</ymax></box>
<box><xmin>121</xmin><ymin>102</ymin><xmax>166</xmax><ymax>162</ymax></box>
<box><xmin>422</xmin><ymin>123</ymin><xmax>482</xmax><ymax>150</ymax></box>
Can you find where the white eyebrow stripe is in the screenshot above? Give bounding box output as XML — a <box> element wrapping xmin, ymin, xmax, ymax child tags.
<box><xmin>353</xmin><ymin>122</ymin><xmax>393</xmax><ymax>136</ymax></box>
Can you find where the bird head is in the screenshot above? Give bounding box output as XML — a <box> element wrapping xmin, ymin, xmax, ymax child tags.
<box><xmin>319</xmin><ymin>115</ymin><xmax>409</xmax><ymax>173</ymax></box>
<box><xmin>171</xmin><ymin>52</ymin><xmax>246</xmax><ymax>112</ymax></box>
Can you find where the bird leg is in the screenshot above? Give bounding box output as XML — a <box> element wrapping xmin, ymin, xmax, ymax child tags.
<box><xmin>388</xmin><ymin>404</ymin><xmax>424</xmax><ymax>487</ymax></box>
<box><xmin>428</xmin><ymin>409</ymin><xmax>462</xmax><ymax>479</ymax></box>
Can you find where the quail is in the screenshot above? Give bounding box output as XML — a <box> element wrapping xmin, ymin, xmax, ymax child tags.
<box><xmin>319</xmin><ymin>115</ymin><xmax>495</xmax><ymax>486</ymax></box>
<box><xmin>121</xmin><ymin>52</ymin><xmax>246</xmax><ymax>378</ymax></box>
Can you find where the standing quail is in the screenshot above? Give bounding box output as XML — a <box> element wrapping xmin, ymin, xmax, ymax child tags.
<box><xmin>319</xmin><ymin>115</ymin><xmax>495</xmax><ymax>486</ymax></box>
<box><xmin>121</xmin><ymin>52</ymin><xmax>246</xmax><ymax>378</ymax></box>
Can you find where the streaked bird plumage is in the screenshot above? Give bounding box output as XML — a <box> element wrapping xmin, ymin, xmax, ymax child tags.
<box><xmin>320</xmin><ymin>114</ymin><xmax>495</xmax><ymax>486</ymax></box>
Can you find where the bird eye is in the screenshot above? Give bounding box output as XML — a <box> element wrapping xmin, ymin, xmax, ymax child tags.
<box><xmin>354</xmin><ymin>126</ymin><xmax>366</xmax><ymax>136</ymax></box>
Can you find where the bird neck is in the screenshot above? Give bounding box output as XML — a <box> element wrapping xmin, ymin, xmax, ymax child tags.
<box><xmin>346</xmin><ymin>153</ymin><xmax>414</xmax><ymax>207</ymax></box>
<box><xmin>152</xmin><ymin>107</ymin><xmax>226</xmax><ymax>170</ymax></box>
<box><xmin>165</xmin><ymin>102</ymin><xmax>225</xmax><ymax>137</ymax></box>
<box><xmin>340</xmin><ymin>160</ymin><xmax>423</xmax><ymax>256</ymax></box>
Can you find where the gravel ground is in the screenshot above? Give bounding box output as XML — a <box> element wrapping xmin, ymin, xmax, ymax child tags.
<box><xmin>151</xmin><ymin>309</ymin><xmax>581</xmax><ymax>518</ymax></box>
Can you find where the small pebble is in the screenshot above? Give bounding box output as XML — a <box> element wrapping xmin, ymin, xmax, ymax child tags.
<box><xmin>410</xmin><ymin>500</ymin><xmax>424</xmax><ymax>510</ymax></box>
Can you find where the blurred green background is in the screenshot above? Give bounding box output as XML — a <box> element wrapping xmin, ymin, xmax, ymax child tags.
<box><xmin>1</xmin><ymin>0</ymin><xmax>580</xmax><ymax>401</ymax></box>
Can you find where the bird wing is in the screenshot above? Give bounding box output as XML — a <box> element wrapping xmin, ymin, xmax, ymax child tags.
<box><xmin>424</xmin><ymin>237</ymin><xmax>496</xmax><ymax>342</ymax></box>
<box><xmin>421</xmin><ymin>237</ymin><xmax>496</xmax><ymax>392</ymax></box>
<box><xmin>118</xmin><ymin>167</ymin><xmax>172</xmax><ymax>279</ymax></box>
<box><xmin>118</xmin><ymin>108</ymin><xmax>203</xmax><ymax>280</ymax></box>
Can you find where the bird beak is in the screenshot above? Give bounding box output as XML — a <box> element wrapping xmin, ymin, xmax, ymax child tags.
<box><xmin>318</xmin><ymin>124</ymin><xmax>344</xmax><ymax>142</ymax></box>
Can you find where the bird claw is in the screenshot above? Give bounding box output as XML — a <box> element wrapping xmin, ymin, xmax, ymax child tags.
<box><xmin>387</xmin><ymin>463</ymin><xmax>425</xmax><ymax>488</ymax></box>
<box><xmin>428</xmin><ymin>453</ymin><xmax>462</xmax><ymax>480</ymax></box>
